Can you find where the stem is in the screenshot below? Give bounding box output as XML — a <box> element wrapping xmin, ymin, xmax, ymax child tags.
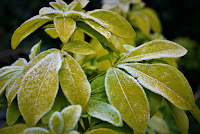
<box><xmin>190</xmin><ymin>104</ymin><xmax>200</xmax><ymax>124</ymax></box>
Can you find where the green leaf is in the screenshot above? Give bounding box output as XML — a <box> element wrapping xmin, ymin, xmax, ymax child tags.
<box><xmin>59</xmin><ymin>51</ymin><xmax>91</xmax><ymax>113</ymax></box>
<box><xmin>43</xmin><ymin>24</ymin><xmax>55</xmax><ymax>29</ymax></box>
<box><xmin>90</xmin><ymin>92</ymin><xmax>108</xmax><ymax>103</ymax></box>
<box><xmin>23</xmin><ymin>127</ymin><xmax>49</xmax><ymax>134</ymax></box>
<box><xmin>118</xmin><ymin>63</ymin><xmax>195</xmax><ymax>110</ymax></box>
<box><xmin>105</xmin><ymin>67</ymin><xmax>149</xmax><ymax>133</ymax></box>
<box><xmin>68</xmin><ymin>0</ymin><xmax>89</xmax><ymax>11</ymax></box>
<box><xmin>50</xmin><ymin>2</ymin><xmax>64</xmax><ymax>11</ymax></box>
<box><xmin>88</xmin><ymin>99</ymin><xmax>122</xmax><ymax>126</ymax></box>
<box><xmin>18</xmin><ymin>49</ymin><xmax>62</xmax><ymax>126</ymax></box>
<box><xmin>189</xmin><ymin>104</ymin><xmax>200</xmax><ymax>124</ymax></box>
<box><xmin>6</xmin><ymin>100</ymin><xmax>21</xmax><ymax>126</ymax></box>
<box><xmin>91</xmin><ymin>75</ymin><xmax>105</xmax><ymax>94</ymax></box>
<box><xmin>123</xmin><ymin>44</ymin><xmax>135</xmax><ymax>52</ymax></box>
<box><xmin>54</xmin><ymin>17</ymin><xmax>76</xmax><ymax>43</ymax></box>
<box><xmin>117</xmin><ymin>40</ymin><xmax>187</xmax><ymax>64</ymax></box>
<box><xmin>29</xmin><ymin>40</ymin><xmax>41</xmax><ymax>60</ymax></box>
<box><xmin>85</xmin><ymin>19</ymin><xmax>111</xmax><ymax>39</ymax></box>
<box><xmin>49</xmin><ymin>112</ymin><xmax>64</xmax><ymax>134</ymax></box>
<box><xmin>0</xmin><ymin>124</ymin><xmax>28</xmax><ymax>134</ymax></box>
<box><xmin>62</xmin><ymin>40</ymin><xmax>96</xmax><ymax>55</ymax></box>
<box><xmin>45</xmin><ymin>28</ymin><xmax>59</xmax><ymax>39</ymax></box>
<box><xmin>72</xmin><ymin>28</ymin><xmax>85</xmax><ymax>41</ymax></box>
<box><xmin>61</xmin><ymin>105</ymin><xmax>82</xmax><ymax>131</ymax></box>
<box><xmin>0</xmin><ymin>66</ymin><xmax>22</xmax><ymax>77</ymax></box>
<box><xmin>11</xmin><ymin>15</ymin><xmax>51</xmax><ymax>49</ymax></box>
<box><xmin>56</xmin><ymin>0</ymin><xmax>68</xmax><ymax>10</ymax></box>
<box><xmin>88</xmin><ymin>9</ymin><xmax>136</xmax><ymax>39</ymax></box>
<box><xmin>166</xmin><ymin>101</ymin><xmax>189</xmax><ymax>134</ymax></box>
<box><xmin>11</xmin><ymin>58</ymin><xmax>27</xmax><ymax>67</ymax></box>
<box><xmin>67</xmin><ymin>130</ymin><xmax>80</xmax><ymax>134</ymax></box>
<box><xmin>86</xmin><ymin>128</ymin><xmax>118</xmax><ymax>134</ymax></box>
<box><xmin>39</xmin><ymin>7</ymin><xmax>64</xmax><ymax>16</ymax></box>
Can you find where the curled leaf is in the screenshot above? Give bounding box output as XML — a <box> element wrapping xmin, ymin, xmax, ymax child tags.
<box><xmin>29</xmin><ymin>40</ymin><xmax>41</xmax><ymax>60</ymax></box>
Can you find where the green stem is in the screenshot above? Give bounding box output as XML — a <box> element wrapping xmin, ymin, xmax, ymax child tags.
<box><xmin>190</xmin><ymin>104</ymin><xmax>200</xmax><ymax>124</ymax></box>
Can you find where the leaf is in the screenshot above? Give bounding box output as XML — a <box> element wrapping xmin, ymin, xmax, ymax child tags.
<box><xmin>23</xmin><ymin>127</ymin><xmax>49</xmax><ymax>134</ymax></box>
<box><xmin>88</xmin><ymin>9</ymin><xmax>136</xmax><ymax>39</ymax></box>
<box><xmin>85</xmin><ymin>19</ymin><xmax>111</xmax><ymax>39</ymax></box>
<box><xmin>39</xmin><ymin>7</ymin><xmax>64</xmax><ymax>16</ymax></box>
<box><xmin>56</xmin><ymin>0</ymin><xmax>68</xmax><ymax>10</ymax></box>
<box><xmin>11</xmin><ymin>15</ymin><xmax>51</xmax><ymax>49</ymax></box>
<box><xmin>6</xmin><ymin>100</ymin><xmax>21</xmax><ymax>126</ymax></box>
<box><xmin>62</xmin><ymin>40</ymin><xmax>96</xmax><ymax>55</ymax></box>
<box><xmin>18</xmin><ymin>49</ymin><xmax>62</xmax><ymax>126</ymax></box>
<box><xmin>59</xmin><ymin>51</ymin><xmax>91</xmax><ymax>113</ymax></box>
<box><xmin>72</xmin><ymin>28</ymin><xmax>85</xmax><ymax>41</ymax></box>
<box><xmin>29</xmin><ymin>40</ymin><xmax>41</xmax><ymax>60</ymax></box>
<box><xmin>50</xmin><ymin>2</ymin><xmax>64</xmax><ymax>11</ymax></box>
<box><xmin>0</xmin><ymin>66</ymin><xmax>22</xmax><ymax>77</ymax></box>
<box><xmin>90</xmin><ymin>92</ymin><xmax>108</xmax><ymax>103</ymax></box>
<box><xmin>45</xmin><ymin>28</ymin><xmax>59</xmax><ymax>39</ymax></box>
<box><xmin>0</xmin><ymin>124</ymin><xmax>28</xmax><ymax>134</ymax></box>
<box><xmin>86</xmin><ymin>128</ymin><xmax>118</xmax><ymax>134</ymax></box>
<box><xmin>118</xmin><ymin>63</ymin><xmax>195</xmax><ymax>110</ymax></box>
<box><xmin>61</xmin><ymin>105</ymin><xmax>82</xmax><ymax>131</ymax></box>
<box><xmin>123</xmin><ymin>44</ymin><xmax>135</xmax><ymax>52</ymax></box>
<box><xmin>54</xmin><ymin>17</ymin><xmax>76</xmax><ymax>43</ymax></box>
<box><xmin>117</xmin><ymin>40</ymin><xmax>187</xmax><ymax>64</ymax></box>
<box><xmin>68</xmin><ymin>0</ymin><xmax>89</xmax><ymax>11</ymax></box>
<box><xmin>91</xmin><ymin>75</ymin><xmax>105</xmax><ymax>94</ymax></box>
<box><xmin>49</xmin><ymin>112</ymin><xmax>64</xmax><ymax>134</ymax></box>
<box><xmin>67</xmin><ymin>130</ymin><xmax>80</xmax><ymax>134</ymax></box>
<box><xmin>88</xmin><ymin>99</ymin><xmax>122</xmax><ymax>126</ymax></box>
<box><xmin>11</xmin><ymin>58</ymin><xmax>27</xmax><ymax>66</ymax></box>
<box><xmin>166</xmin><ymin>101</ymin><xmax>189</xmax><ymax>134</ymax></box>
<box><xmin>189</xmin><ymin>104</ymin><xmax>200</xmax><ymax>124</ymax></box>
<box><xmin>105</xmin><ymin>67</ymin><xmax>149</xmax><ymax>133</ymax></box>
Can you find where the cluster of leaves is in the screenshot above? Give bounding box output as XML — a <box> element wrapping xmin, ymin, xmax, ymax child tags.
<box><xmin>0</xmin><ymin>0</ymin><xmax>200</xmax><ymax>134</ymax></box>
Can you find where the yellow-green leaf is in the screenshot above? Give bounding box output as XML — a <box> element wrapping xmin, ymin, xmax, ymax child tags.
<box><xmin>61</xmin><ymin>105</ymin><xmax>82</xmax><ymax>131</ymax></box>
<box><xmin>54</xmin><ymin>17</ymin><xmax>76</xmax><ymax>43</ymax></box>
<box><xmin>45</xmin><ymin>28</ymin><xmax>59</xmax><ymax>39</ymax></box>
<box><xmin>88</xmin><ymin>99</ymin><xmax>122</xmax><ymax>126</ymax></box>
<box><xmin>59</xmin><ymin>51</ymin><xmax>91</xmax><ymax>113</ymax></box>
<box><xmin>118</xmin><ymin>63</ymin><xmax>195</xmax><ymax>110</ymax></box>
<box><xmin>62</xmin><ymin>40</ymin><xmax>96</xmax><ymax>55</ymax></box>
<box><xmin>72</xmin><ymin>28</ymin><xmax>85</xmax><ymax>41</ymax></box>
<box><xmin>105</xmin><ymin>67</ymin><xmax>149</xmax><ymax>133</ymax></box>
<box><xmin>11</xmin><ymin>15</ymin><xmax>51</xmax><ymax>49</ymax></box>
<box><xmin>85</xmin><ymin>19</ymin><xmax>111</xmax><ymax>39</ymax></box>
<box><xmin>91</xmin><ymin>75</ymin><xmax>105</xmax><ymax>94</ymax></box>
<box><xmin>88</xmin><ymin>9</ymin><xmax>136</xmax><ymax>39</ymax></box>
<box><xmin>166</xmin><ymin>101</ymin><xmax>189</xmax><ymax>134</ymax></box>
<box><xmin>49</xmin><ymin>112</ymin><xmax>64</xmax><ymax>134</ymax></box>
<box><xmin>118</xmin><ymin>40</ymin><xmax>187</xmax><ymax>64</ymax></box>
<box><xmin>86</xmin><ymin>128</ymin><xmax>118</xmax><ymax>134</ymax></box>
<box><xmin>67</xmin><ymin>130</ymin><xmax>80</xmax><ymax>134</ymax></box>
<box><xmin>11</xmin><ymin>58</ymin><xmax>27</xmax><ymax>67</ymax></box>
<box><xmin>123</xmin><ymin>44</ymin><xmax>136</xmax><ymax>52</ymax></box>
<box><xmin>23</xmin><ymin>127</ymin><xmax>49</xmax><ymax>134</ymax></box>
<box><xmin>39</xmin><ymin>7</ymin><xmax>64</xmax><ymax>16</ymax></box>
<box><xmin>18</xmin><ymin>49</ymin><xmax>62</xmax><ymax>126</ymax></box>
<box><xmin>190</xmin><ymin>104</ymin><xmax>200</xmax><ymax>124</ymax></box>
<box><xmin>0</xmin><ymin>124</ymin><xmax>28</xmax><ymax>134</ymax></box>
<box><xmin>50</xmin><ymin>2</ymin><xmax>64</xmax><ymax>11</ymax></box>
<box><xmin>29</xmin><ymin>40</ymin><xmax>41</xmax><ymax>60</ymax></box>
<box><xmin>56</xmin><ymin>0</ymin><xmax>68</xmax><ymax>10</ymax></box>
<box><xmin>0</xmin><ymin>66</ymin><xmax>22</xmax><ymax>77</ymax></box>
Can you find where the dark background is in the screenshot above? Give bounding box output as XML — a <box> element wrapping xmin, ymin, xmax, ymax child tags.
<box><xmin>0</xmin><ymin>0</ymin><xmax>200</xmax><ymax>133</ymax></box>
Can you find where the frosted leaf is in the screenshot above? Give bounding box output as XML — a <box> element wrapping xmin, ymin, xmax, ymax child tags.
<box><xmin>54</xmin><ymin>17</ymin><xmax>76</xmax><ymax>43</ymax></box>
<box><xmin>123</xmin><ymin>44</ymin><xmax>136</xmax><ymax>52</ymax></box>
<box><xmin>23</xmin><ymin>127</ymin><xmax>49</xmax><ymax>134</ymax></box>
<box><xmin>29</xmin><ymin>40</ymin><xmax>41</xmax><ymax>60</ymax></box>
<box><xmin>68</xmin><ymin>0</ymin><xmax>89</xmax><ymax>11</ymax></box>
<box><xmin>59</xmin><ymin>51</ymin><xmax>91</xmax><ymax>113</ymax></box>
<box><xmin>11</xmin><ymin>58</ymin><xmax>27</xmax><ymax>67</ymax></box>
<box><xmin>18</xmin><ymin>49</ymin><xmax>62</xmax><ymax>126</ymax></box>
<box><xmin>62</xmin><ymin>40</ymin><xmax>96</xmax><ymax>55</ymax></box>
<box><xmin>50</xmin><ymin>2</ymin><xmax>64</xmax><ymax>11</ymax></box>
<box><xmin>118</xmin><ymin>39</ymin><xmax>188</xmax><ymax>64</ymax></box>
<box><xmin>39</xmin><ymin>7</ymin><xmax>64</xmax><ymax>16</ymax></box>
<box><xmin>88</xmin><ymin>99</ymin><xmax>122</xmax><ymax>126</ymax></box>
<box><xmin>49</xmin><ymin>112</ymin><xmax>64</xmax><ymax>134</ymax></box>
<box><xmin>67</xmin><ymin>130</ymin><xmax>80</xmax><ymax>134</ymax></box>
<box><xmin>61</xmin><ymin>105</ymin><xmax>82</xmax><ymax>131</ymax></box>
<box><xmin>56</xmin><ymin>0</ymin><xmax>68</xmax><ymax>10</ymax></box>
<box><xmin>86</xmin><ymin>128</ymin><xmax>118</xmax><ymax>134</ymax></box>
<box><xmin>0</xmin><ymin>66</ymin><xmax>22</xmax><ymax>78</ymax></box>
<box><xmin>118</xmin><ymin>63</ymin><xmax>195</xmax><ymax>110</ymax></box>
<box><xmin>0</xmin><ymin>124</ymin><xmax>28</xmax><ymax>134</ymax></box>
<box><xmin>72</xmin><ymin>28</ymin><xmax>85</xmax><ymax>41</ymax></box>
<box><xmin>105</xmin><ymin>67</ymin><xmax>149</xmax><ymax>133</ymax></box>
<box><xmin>87</xmin><ymin>9</ymin><xmax>136</xmax><ymax>39</ymax></box>
<box><xmin>11</xmin><ymin>15</ymin><xmax>51</xmax><ymax>49</ymax></box>
<box><xmin>45</xmin><ymin>28</ymin><xmax>59</xmax><ymax>39</ymax></box>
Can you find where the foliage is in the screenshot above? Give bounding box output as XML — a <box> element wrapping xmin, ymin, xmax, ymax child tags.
<box><xmin>0</xmin><ymin>0</ymin><xmax>200</xmax><ymax>134</ymax></box>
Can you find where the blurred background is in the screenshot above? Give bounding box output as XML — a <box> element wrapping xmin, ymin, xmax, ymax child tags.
<box><xmin>0</xmin><ymin>0</ymin><xmax>200</xmax><ymax>133</ymax></box>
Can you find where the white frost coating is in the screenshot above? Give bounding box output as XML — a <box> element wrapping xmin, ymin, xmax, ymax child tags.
<box><xmin>49</xmin><ymin>111</ymin><xmax>64</xmax><ymax>133</ymax></box>
<box><xmin>0</xmin><ymin>67</ymin><xmax>22</xmax><ymax>77</ymax></box>
<box><xmin>39</xmin><ymin>7</ymin><xmax>64</xmax><ymax>16</ymax></box>
<box><xmin>23</xmin><ymin>127</ymin><xmax>49</xmax><ymax>134</ymax></box>
<box><xmin>123</xmin><ymin>44</ymin><xmax>136</xmax><ymax>52</ymax></box>
<box><xmin>11</xmin><ymin>58</ymin><xmax>28</xmax><ymax>66</ymax></box>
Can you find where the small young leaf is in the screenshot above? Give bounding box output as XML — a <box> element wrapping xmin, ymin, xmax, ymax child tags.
<box><xmin>166</xmin><ymin>101</ymin><xmax>189</xmax><ymax>134</ymax></box>
<box><xmin>59</xmin><ymin>51</ymin><xmax>91</xmax><ymax>113</ymax></box>
<box><xmin>56</xmin><ymin>0</ymin><xmax>68</xmax><ymax>10</ymax></box>
<box><xmin>61</xmin><ymin>105</ymin><xmax>82</xmax><ymax>131</ymax></box>
<box><xmin>11</xmin><ymin>15</ymin><xmax>51</xmax><ymax>49</ymax></box>
<box><xmin>62</xmin><ymin>40</ymin><xmax>96</xmax><ymax>55</ymax></box>
<box><xmin>50</xmin><ymin>2</ymin><xmax>64</xmax><ymax>11</ymax></box>
<box><xmin>123</xmin><ymin>44</ymin><xmax>136</xmax><ymax>52</ymax></box>
<box><xmin>45</xmin><ymin>28</ymin><xmax>59</xmax><ymax>39</ymax></box>
<box><xmin>6</xmin><ymin>100</ymin><xmax>21</xmax><ymax>126</ymax></box>
<box><xmin>91</xmin><ymin>75</ymin><xmax>105</xmax><ymax>94</ymax></box>
<box><xmin>118</xmin><ymin>40</ymin><xmax>187</xmax><ymax>64</ymax></box>
<box><xmin>0</xmin><ymin>124</ymin><xmax>28</xmax><ymax>134</ymax></box>
<box><xmin>11</xmin><ymin>58</ymin><xmax>27</xmax><ymax>67</ymax></box>
<box><xmin>88</xmin><ymin>9</ymin><xmax>136</xmax><ymax>39</ymax></box>
<box><xmin>18</xmin><ymin>49</ymin><xmax>62</xmax><ymax>126</ymax></box>
<box><xmin>88</xmin><ymin>99</ymin><xmax>122</xmax><ymax>126</ymax></box>
<box><xmin>49</xmin><ymin>112</ymin><xmax>64</xmax><ymax>134</ymax></box>
<box><xmin>86</xmin><ymin>128</ymin><xmax>118</xmax><ymax>134</ymax></box>
<box><xmin>39</xmin><ymin>7</ymin><xmax>64</xmax><ymax>16</ymax></box>
<box><xmin>105</xmin><ymin>67</ymin><xmax>149</xmax><ymax>133</ymax></box>
<box><xmin>23</xmin><ymin>127</ymin><xmax>49</xmax><ymax>134</ymax></box>
<box><xmin>54</xmin><ymin>17</ymin><xmax>76</xmax><ymax>43</ymax></box>
<box><xmin>29</xmin><ymin>40</ymin><xmax>41</xmax><ymax>60</ymax></box>
<box><xmin>118</xmin><ymin>63</ymin><xmax>195</xmax><ymax>110</ymax></box>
